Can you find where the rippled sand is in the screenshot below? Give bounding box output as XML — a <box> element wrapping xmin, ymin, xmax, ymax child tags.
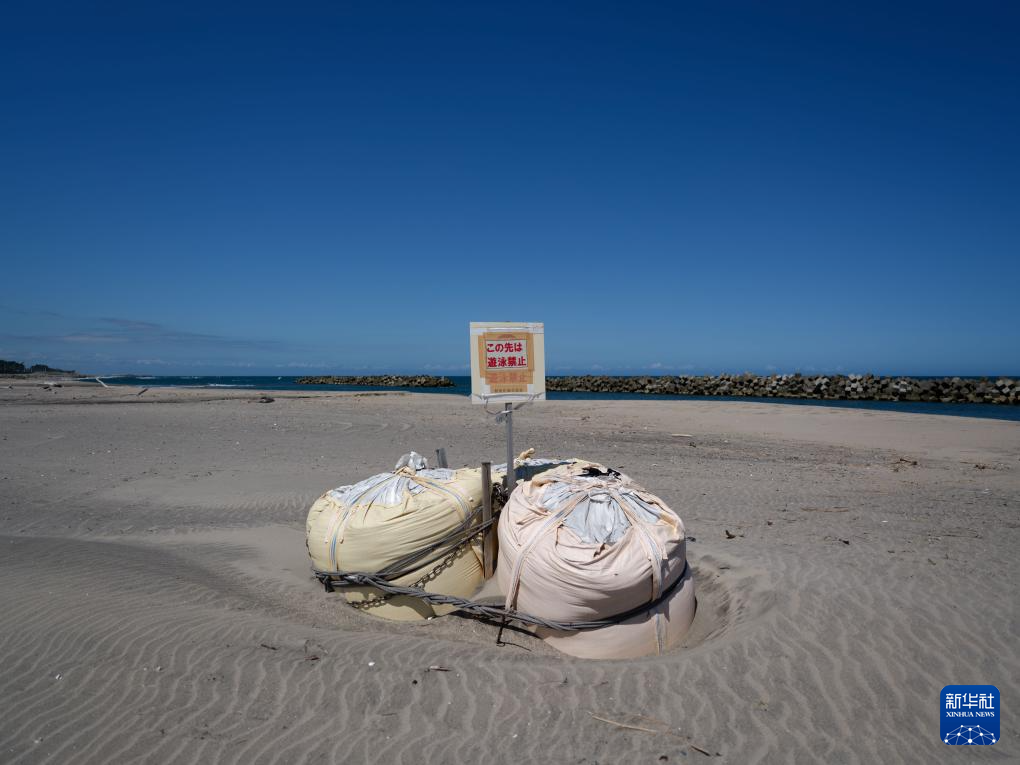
<box><xmin>1</xmin><ymin>382</ymin><xmax>1017</xmax><ymax>763</ymax></box>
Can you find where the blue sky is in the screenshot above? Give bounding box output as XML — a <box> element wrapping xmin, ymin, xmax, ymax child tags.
<box><xmin>2</xmin><ymin>2</ymin><xmax>1017</xmax><ymax>376</ymax></box>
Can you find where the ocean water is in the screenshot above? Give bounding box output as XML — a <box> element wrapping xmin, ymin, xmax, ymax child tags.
<box><xmin>95</xmin><ymin>375</ymin><xmax>1020</xmax><ymax>422</ymax></box>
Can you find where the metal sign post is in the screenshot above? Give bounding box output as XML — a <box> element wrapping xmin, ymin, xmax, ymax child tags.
<box><xmin>503</xmin><ymin>403</ymin><xmax>513</xmax><ymax>489</ymax></box>
<box><xmin>493</xmin><ymin>400</ymin><xmax>516</xmax><ymax>488</ymax></box>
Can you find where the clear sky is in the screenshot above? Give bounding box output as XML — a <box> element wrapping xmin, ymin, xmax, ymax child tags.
<box><xmin>2</xmin><ymin>2</ymin><xmax>1017</xmax><ymax>376</ymax></box>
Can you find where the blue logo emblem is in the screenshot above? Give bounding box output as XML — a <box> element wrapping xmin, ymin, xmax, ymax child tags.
<box><xmin>941</xmin><ymin>685</ymin><xmax>999</xmax><ymax>745</ymax></box>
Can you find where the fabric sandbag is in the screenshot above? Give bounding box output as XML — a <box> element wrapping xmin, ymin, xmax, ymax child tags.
<box><xmin>496</xmin><ymin>461</ymin><xmax>696</xmax><ymax>659</ymax></box>
<box><xmin>306</xmin><ymin>452</ymin><xmax>484</xmax><ymax>621</ymax></box>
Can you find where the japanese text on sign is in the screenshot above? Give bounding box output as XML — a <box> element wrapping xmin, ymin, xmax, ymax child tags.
<box><xmin>485</xmin><ymin>340</ymin><xmax>527</xmax><ymax>369</ymax></box>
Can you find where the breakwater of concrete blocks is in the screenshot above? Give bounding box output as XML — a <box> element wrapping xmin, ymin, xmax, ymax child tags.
<box><xmin>296</xmin><ymin>375</ymin><xmax>455</xmax><ymax>388</ymax></box>
<box><xmin>546</xmin><ymin>374</ymin><xmax>1019</xmax><ymax>405</ymax></box>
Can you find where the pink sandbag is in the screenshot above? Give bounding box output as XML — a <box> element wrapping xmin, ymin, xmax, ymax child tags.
<box><xmin>496</xmin><ymin>462</ymin><xmax>696</xmax><ymax>659</ymax></box>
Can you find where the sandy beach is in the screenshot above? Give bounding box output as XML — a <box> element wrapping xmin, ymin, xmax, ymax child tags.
<box><xmin>1</xmin><ymin>382</ymin><xmax>1017</xmax><ymax>763</ymax></box>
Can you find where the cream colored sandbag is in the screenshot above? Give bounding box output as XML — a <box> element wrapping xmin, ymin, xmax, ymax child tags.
<box><xmin>496</xmin><ymin>461</ymin><xmax>696</xmax><ymax>659</ymax></box>
<box><xmin>306</xmin><ymin>453</ymin><xmax>484</xmax><ymax>621</ymax></box>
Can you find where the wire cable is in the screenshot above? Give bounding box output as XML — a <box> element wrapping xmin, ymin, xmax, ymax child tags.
<box><xmin>313</xmin><ymin>560</ymin><xmax>689</xmax><ymax>632</ymax></box>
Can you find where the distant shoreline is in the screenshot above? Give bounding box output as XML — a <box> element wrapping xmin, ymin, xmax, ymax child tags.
<box><xmin>9</xmin><ymin>374</ymin><xmax>1020</xmax><ymax>420</ymax></box>
<box><xmin>0</xmin><ymin>372</ymin><xmax>83</xmax><ymax>381</ymax></box>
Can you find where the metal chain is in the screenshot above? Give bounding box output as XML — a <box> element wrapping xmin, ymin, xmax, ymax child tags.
<box><xmin>350</xmin><ymin>528</ymin><xmax>483</xmax><ymax>610</ymax></box>
<box><xmin>346</xmin><ymin>484</ymin><xmax>506</xmax><ymax>611</ymax></box>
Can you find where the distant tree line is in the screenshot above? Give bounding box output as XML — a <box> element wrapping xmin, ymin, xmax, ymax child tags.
<box><xmin>0</xmin><ymin>359</ymin><xmax>77</xmax><ymax>375</ymax></box>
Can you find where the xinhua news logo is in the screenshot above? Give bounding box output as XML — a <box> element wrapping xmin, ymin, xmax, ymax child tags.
<box><xmin>941</xmin><ymin>685</ymin><xmax>999</xmax><ymax>745</ymax></box>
